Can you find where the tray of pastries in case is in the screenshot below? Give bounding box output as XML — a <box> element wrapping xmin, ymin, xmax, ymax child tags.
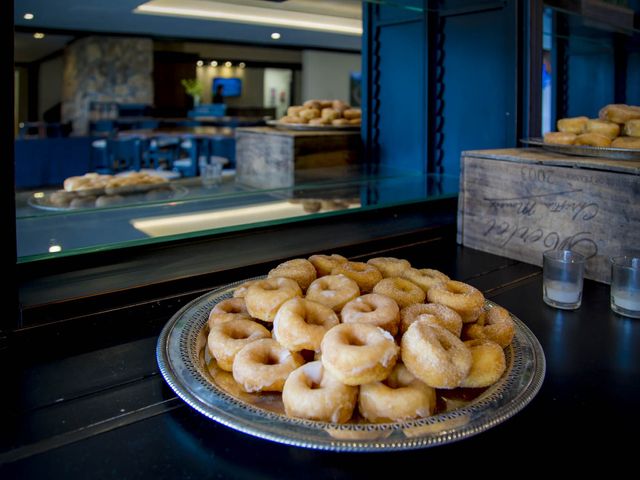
<box><xmin>30</xmin><ymin>172</ymin><xmax>187</xmax><ymax>211</ymax></box>
<box><xmin>522</xmin><ymin>104</ymin><xmax>640</xmax><ymax>160</ymax></box>
<box><xmin>157</xmin><ymin>254</ymin><xmax>546</xmax><ymax>451</ymax></box>
<box><xmin>268</xmin><ymin>99</ymin><xmax>361</xmax><ymax>130</ymax></box>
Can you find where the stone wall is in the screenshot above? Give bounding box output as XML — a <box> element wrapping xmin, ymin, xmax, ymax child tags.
<box><xmin>62</xmin><ymin>36</ymin><xmax>153</xmax><ymax>135</ymax></box>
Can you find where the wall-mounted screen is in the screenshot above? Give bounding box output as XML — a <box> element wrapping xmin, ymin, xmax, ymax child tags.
<box><xmin>212</xmin><ymin>77</ymin><xmax>242</xmax><ymax>97</ymax></box>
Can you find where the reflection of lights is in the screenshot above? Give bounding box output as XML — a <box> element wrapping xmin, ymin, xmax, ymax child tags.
<box><xmin>33</xmin><ymin>32</ymin><xmax>45</xmax><ymax>39</ymax></box>
<box><xmin>49</xmin><ymin>245</ymin><xmax>62</xmax><ymax>253</ymax></box>
<box><xmin>224</xmin><ymin>61</ymin><xmax>232</xmax><ymax>67</ymax></box>
<box><xmin>196</xmin><ymin>60</ymin><xmax>204</xmax><ymax>67</ymax></box>
<box><xmin>271</xmin><ymin>32</ymin><xmax>281</xmax><ymax>40</ymax></box>
<box><xmin>210</xmin><ymin>60</ymin><xmax>218</xmax><ymax>67</ymax></box>
<box><xmin>239</xmin><ymin>62</ymin><xmax>246</xmax><ymax>68</ymax></box>
<box><xmin>24</xmin><ymin>13</ymin><xmax>35</xmax><ymax>20</ymax></box>
<box><xmin>33</xmin><ymin>192</ymin><xmax>45</xmax><ymax>199</ymax></box>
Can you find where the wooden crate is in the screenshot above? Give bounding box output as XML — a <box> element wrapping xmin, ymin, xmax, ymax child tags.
<box><xmin>457</xmin><ymin>148</ymin><xmax>640</xmax><ymax>284</ymax></box>
<box><xmin>235</xmin><ymin>126</ymin><xmax>362</xmax><ymax>189</ymax></box>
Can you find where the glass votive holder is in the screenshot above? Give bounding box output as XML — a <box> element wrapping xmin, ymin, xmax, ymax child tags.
<box><xmin>610</xmin><ymin>256</ymin><xmax>640</xmax><ymax>319</ymax></box>
<box><xmin>200</xmin><ymin>157</ymin><xmax>226</xmax><ymax>188</ymax></box>
<box><xmin>543</xmin><ymin>249</ymin><xmax>586</xmax><ymax>310</ymax></box>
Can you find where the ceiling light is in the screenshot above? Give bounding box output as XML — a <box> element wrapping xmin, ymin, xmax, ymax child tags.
<box><xmin>196</xmin><ymin>60</ymin><xmax>204</xmax><ymax>67</ymax></box>
<box><xmin>224</xmin><ymin>61</ymin><xmax>232</xmax><ymax>67</ymax></box>
<box><xmin>239</xmin><ymin>62</ymin><xmax>246</xmax><ymax>68</ymax></box>
<box><xmin>134</xmin><ymin>0</ymin><xmax>362</xmax><ymax>36</ymax></box>
<box><xmin>271</xmin><ymin>32</ymin><xmax>281</xmax><ymax>40</ymax></box>
<box><xmin>33</xmin><ymin>32</ymin><xmax>45</xmax><ymax>39</ymax></box>
<box><xmin>210</xmin><ymin>60</ymin><xmax>218</xmax><ymax>67</ymax></box>
<box><xmin>23</xmin><ymin>13</ymin><xmax>34</xmax><ymax>20</ymax></box>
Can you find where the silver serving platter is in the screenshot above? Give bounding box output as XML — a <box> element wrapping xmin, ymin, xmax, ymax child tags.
<box><xmin>267</xmin><ymin>120</ymin><xmax>360</xmax><ymax>131</ymax></box>
<box><xmin>157</xmin><ymin>278</ymin><xmax>546</xmax><ymax>451</ymax></box>
<box><xmin>521</xmin><ymin>137</ymin><xmax>640</xmax><ymax>161</ymax></box>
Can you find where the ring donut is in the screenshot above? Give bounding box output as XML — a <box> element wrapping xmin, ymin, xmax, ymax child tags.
<box><xmin>358</xmin><ymin>363</ymin><xmax>436</xmax><ymax>422</ymax></box>
<box><xmin>268</xmin><ymin>258</ymin><xmax>317</xmax><ymax>291</ymax></box>
<box><xmin>366</xmin><ymin>257</ymin><xmax>411</xmax><ymax>278</ymax></box>
<box><xmin>459</xmin><ymin>339</ymin><xmax>506</xmax><ymax>388</ymax></box>
<box><xmin>282</xmin><ymin>361</ymin><xmax>358</xmax><ymax>423</ymax></box>
<box><xmin>426</xmin><ymin>280</ymin><xmax>484</xmax><ymax>323</ymax></box>
<box><xmin>232</xmin><ymin>279</ymin><xmax>260</xmax><ymax>298</ymax></box>
<box><xmin>331</xmin><ymin>261</ymin><xmax>383</xmax><ymax>293</ymax></box>
<box><xmin>306</xmin><ymin>274</ymin><xmax>360</xmax><ymax>312</ymax></box>
<box><xmin>308</xmin><ymin>253</ymin><xmax>348</xmax><ymax>277</ymax></box>
<box><xmin>401</xmin><ymin>321</ymin><xmax>472</xmax><ymax>389</ymax></box>
<box><xmin>462</xmin><ymin>304</ymin><xmax>515</xmax><ymax>348</ymax></box>
<box><xmin>400</xmin><ymin>302</ymin><xmax>462</xmax><ymax>336</ymax></box>
<box><xmin>244</xmin><ymin>277</ymin><xmax>302</xmax><ymax>322</ymax></box>
<box><xmin>321</xmin><ymin>323</ymin><xmax>399</xmax><ymax>385</ymax></box>
<box><xmin>273</xmin><ymin>298</ymin><xmax>339</xmax><ymax>352</ymax></box>
<box><xmin>232</xmin><ymin>338</ymin><xmax>304</xmax><ymax>392</ymax></box>
<box><xmin>373</xmin><ymin>277</ymin><xmax>426</xmax><ymax>308</ymax></box>
<box><xmin>400</xmin><ymin>268</ymin><xmax>449</xmax><ymax>293</ymax></box>
<box><xmin>208</xmin><ymin>297</ymin><xmax>251</xmax><ymax>328</ymax></box>
<box><xmin>341</xmin><ymin>293</ymin><xmax>400</xmax><ymax>336</ymax></box>
<box><xmin>207</xmin><ymin>319</ymin><xmax>271</xmax><ymax>371</ymax></box>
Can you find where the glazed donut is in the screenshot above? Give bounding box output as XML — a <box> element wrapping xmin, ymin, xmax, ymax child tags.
<box><xmin>309</xmin><ymin>117</ymin><xmax>330</xmax><ymax>126</ymax></box>
<box><xmin>268</xmin><ymin>258</ymin><xmax>317</xmax><ymax>291</ymax></box>
<box><xmin>400</xmin><ymin>302</ymin><xmax>462</xmax><ymax>336</ymax></box>
<box><xmin>599</xmin><ymin>104</ymin><xmax>640</xmax><ymax>124</ymax></box>
<box><xmin>340</xmin><ymin>293</ymin><xmax>400</xmax><ymax>336</ymax></box>
<box><xmin>574</xmin><ymin>132</ymin><xmax>612</xmax><ymax>147</ymax></box>
<box><xmin>624</xmin><ymin>119</ymin><xmax>640</xmax><ymax>137</ymax></box>
<box><xmin>244</xmin><ymin>277</ymin><xmax>302</xmax><ymax>322</ymax></box>
<box><xmin>427</xmin><ymin>280</ymin><xmax>484</xmax><ymax>323</ymax></box>
<box><xmin>207</xmin><ymin>318</ymin><xmax>271</xmax><ymax>371</ymax></box>
<box><xmin>287</xmin><ymin>106</ymin><xmax>305</xmax><ymax>117</ymax></box>
<box><xmin>331</xmin><ymin>118</ymin><xmax>349</xmax><ymax>126</ymax></box>
<box><xmin>272</xmin><ymin>298</ymin><xmax>339</xmax><ymax>352</ymax></box>
<box><xmin>232</xmin><ymin>338</ymin><xmax>304</xmax><ymax>393</ymax></box>
<box><xmin>557</xmin><ymin>116</ymin><xmax>588</xmax><ymax>134</ymax></box>
<box><xmin>208</xmin><ymin>297</ymin><xmax>251</xmax><ymax>328</ymax></box>
<box><xmin>401</xmin><ymin>321</ymin><xmax>472</xmax><ymax>389</ymax></box>
<box><xmin>462</xmin><ymin>304</ymin><xmax>515</xmax><ymax>348</ymax></box>
<box><xmin>306</xmin><ymin>274</ymin><xmax>360</xmax><ymax>312</ymax></box>
<box><xmin>321</xmin><ymin>108</ymin><xmax>340</xmax><ymax>121</ymax></box>
<box><xmin>459</xmin><ymin>339</ymin><xmax>506</xmax><ymax>388</ymax></box>
<box><xmin>303</xmin><ymin>99</ymin><xmax>322</xmax><ymax>110</ymax></box>
<box><xmin>321</xmin><ymin>323</ymin><xmax>399</xmax><ymax>386</ymax></box>
<box><xmin>586</xmin><ymin>119</ymin><xmax>620</xmax><ymax>139</ymax></box>
<box><xmin>400</xmin><ymin>268</ymin><xmax>449</xmax><ymax>293</ymax></box>
<box><xmin>366</xmin><ymin>257</ymin><xmax>411</xmax><ymax>278</ymax></box>
<box><xmin>343</xmin><ymin>108</ymin><xmax>361</xmax><ymax>120</ymax></box>
<box><xmin>308</xmin><ymin>254</ymin><xmax>348</xmax><ymax>277</ymax></box>
<box><xmin>372</xmin><ymin>277</ymin><xmax>426</xmax><ymax>308</ymax></box>
<box><xmin>282</xmin><ymin>361</ymin><xmax>358</xmax><ymax>423</ymax></box>
<box><xmin>358</xmin><ymin>363</ymin><xmax>436</xmax><ymax>422</ymax></box>
<box><xmin>232</xmin><ymin>279</ymin><xmax>260</xmax><ymax>298</ymax></box>
<box><xmin>543</xmin><ymin>132</ymin><xmax>576</xmax><ymax>145</ymax></box>
<box><xmin>612</xmin><ymin>136</ymin><xmax>640</xmax><ymax>149</ymax></box>
<box><xmin>331</xmin><ymin>261</ymin><xmax>382</xmax><ymax>293</ymax></box>
<box><xmin>299</xmin><ymin>108</ymin><xmax>320</xmax><ymax>120</ymax></box>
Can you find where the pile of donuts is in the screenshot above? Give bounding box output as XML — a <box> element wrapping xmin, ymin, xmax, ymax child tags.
<box><xmin>205</xmin><ymin>254</ymin><xmax>515</xmax><ymax>424</ymax></box>
<box><xmin>278</xmin><ymin>99</ymin><xmax>361</xmax><ymax>127</ymax></box>
<box><xmin>544</xmin><ymin>103</ymin><xmax>640</xmax><ymax>149</ymax></box>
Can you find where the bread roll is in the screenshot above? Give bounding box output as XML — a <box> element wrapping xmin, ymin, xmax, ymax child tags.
<box><xmin>557</xmin><ymin>116</ymin><xmax>588</xmax><ymax>134</ymax></box>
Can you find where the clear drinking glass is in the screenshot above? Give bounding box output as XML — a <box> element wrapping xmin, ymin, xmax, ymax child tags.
<box><xmin>200</xmin><ymin>157</ymin><xmax>226</xmax><ymax>188</ymax></box>
<box><xmin>543</xmin><ymin>249</ymin><xmax>586</xmax><ymax>310</ymax></box>
<box><xmin>610</xmin><ymin>256</ymin><xmax>640</xmax><ymax>319</ymax></box>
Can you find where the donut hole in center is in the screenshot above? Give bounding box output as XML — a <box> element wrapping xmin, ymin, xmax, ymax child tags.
<box><xmin>262</xmin><ymin>352</ymin><xmax>282</xmax><ymax>365</ymax></box>
<box><xmin>344</xmin><ymin>333</ymin><xmax>367</xmax><ymax>347</ymax></box>
<box><xmin>227</xmin><ymin>329</ymin><xmax>251</xmax><ymax>340</ymax></box>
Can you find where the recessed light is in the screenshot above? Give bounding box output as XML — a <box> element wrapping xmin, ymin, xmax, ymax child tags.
<box><xmin>210</xmin><ymin>60</ymin><xmax>218</xmax><ymax>67</ymax></box>
<box><xmin>271</xmin><ymin>32</ymin><xmax>281</xmax><ymax>40</ymax></box>
<box><xmin>239</xmin><ymin>62</ymin><xmax>246</xmax><ymax>69</ymax></box>
<box><xmin>33</xmin><ymin>32</ymin><xmax>45</xmax><ymax>39</ymax></box>
<box><xmin>24</xmin><ymin>13</ymin><xmax>34</xmax><ymax>20</ymax></box>
<box><xmin>224</xmin><ymin>61</ymin><xmax>232</xmax><ymax>67</ymax></box>
<box><xmin>196</xmin><ymin>60</ymin><xmax>204</xmax><ymax>67</ymax></box>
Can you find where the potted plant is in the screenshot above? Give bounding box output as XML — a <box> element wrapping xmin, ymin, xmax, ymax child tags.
<box><xmin>181</xmin><ymin>78</ymin><xmax>203</xmax><ymax>107</ymax></box>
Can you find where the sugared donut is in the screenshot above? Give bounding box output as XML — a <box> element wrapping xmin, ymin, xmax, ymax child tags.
<box><xmin>233</xmin><ymin>279</ymin><xmax>260</xmax><ymax>298</ymax></box>
<box><xmin>612</xmin><ymin>136</ymin><xmax>640</xmax><ymax>149</ymax></box>
<box><xmin>358</xmin><ymin>363</ymin><xmax>436</xmax><ymax>422</ymax></box>
<box><xmin>557</xmin><ymin>116</ymin><xmax>588</xmax><ymax>134</ymax></box>
<box><xmin>306</xmin><ymin>274</ymin><xmax>360</xmax><ymax>312</ymax></box>
<box><xmin>586</xmin><ymin>119</ymin><xmax>620</xmax><ymax>139</ymax></box>
<box><xmin>340</xmin><ymin>293</ymin><xmax>400</xmax><ymax>336</ymax></box>
<box><xmin>208</xmin><ymin>297</ymin><xmax>251</xmax><ymax>328</ymax></box>
<box><xmin>244</xmin><ymin>277</ymin><xmax>302</xmax><ymax>322</ymax></box>
<box><xmin>459</xmin><ymin>339</ymin><xmax>506</xmax><ymax>388</ymax></box>
<box><xmin>282</xmin><ymin>361</ymin><xmax>358</xmax><ymax>423</ymax></box>
<box><xmin>331</xmin><ymin>261</ymin><xmax>382</xmax><ymax>293</ymax></box>
<box><xmin>367</xmin><ymin>257</ymin><xmax>411</xmax><ymax>278</ymax></box>
<box><xmin>308</xmin><ymin>253</ymin><xmax>348</xmax><ymax>276</ymax></box>
<box><xmin>400</xmin><ymin>302</ymin><xmax>462</xmax><ymax>336</ymax></box>
<box><xmin>574</xmin><ymin>132</ymin><xmax>612</xmax><ymax>147</ymax></box>
<box><xmin>400</xmin><ymin>268</ymin><xmax>450</xmax><ymax>293</ymax></box>
<box><xmin>273</xmin><ymin>298</ymin><xmax>339</xmax><ymax>352</ymax></box>
<box><xmin>599</xmin><ymin>104</ymin><xmax>640</xmax><ymax>124</ymax></box>
<box><xmin>544</xmin><ymin>132</ymin><xmax>576</xmax><ymax>145</ymax></box>
<box><xmin>462</xmin><ymin>304</ymin><xmax>515</xmax><ymax>348</ymax></box>
<box><xmin>268</xmin><ymin>258</ymin><xmax>317</xmax><ymax>291</ymax></box>
<box><xmin>232</xmin><ymin>338</ymin><xmax>304</xmax><ymax>392</ymax></box>
<box><xmin>401</xmin><ymin>321</ymin><xmax>472</xmax><ymax>389</ymax></box>
<box><xmin>373</xmin><ymin>277</ymin><xmax>426</xmax><ymax>308</ymax></box>
<box><xmin>207</xmin><ymin>319</ymin><xmax>271</xmax><ymax>371</ymax></box>
<box><xmin>427</xmin><ymin>280</ymin><xmax>484</xmax><ymax>323</ymax></box>
<box><xmin>321</xmin><ymin>323</ymin><xmax>399</xmax><ymax>386</ymax></box>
